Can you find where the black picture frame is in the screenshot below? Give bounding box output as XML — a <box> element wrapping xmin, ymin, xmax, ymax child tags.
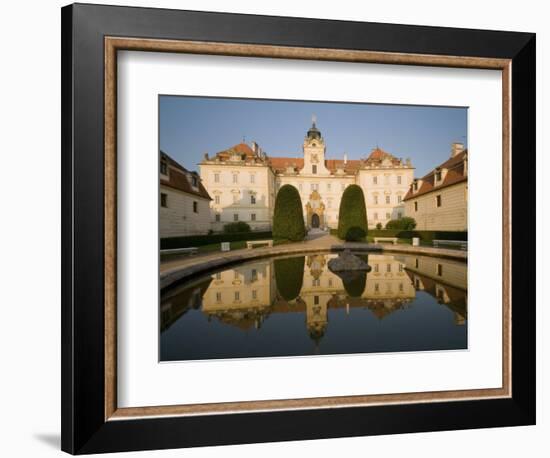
<box><xmin>61</xmin><ymin>3</ymin><xmax>535</xmax><ymax>454</ymax></box>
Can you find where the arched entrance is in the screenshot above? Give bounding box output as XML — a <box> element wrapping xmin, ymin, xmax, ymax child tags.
<box><xmin>311</xmin><ymin>213</ymin><xmax>320</xmax><ymax>228</ymax></box>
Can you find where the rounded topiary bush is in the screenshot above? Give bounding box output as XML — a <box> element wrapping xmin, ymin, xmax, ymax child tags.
<box><xmin>274</xmin><ymin>256</ymin><xmax>305</xmax><ymax>301</ymax></box>
<box><xmin>385</xmin><ymin>216</ymin><xmax>417</xmax><ymax>230</ymax></box>
<box><xmin>273</xmin><ymin>185</ymin><xmax>306</xmax><ymax>242</ymax></box>
<box><xmin>337</xmin><ymin>185</ymin><xmax>368</xmax><ymax>241</ymax></box>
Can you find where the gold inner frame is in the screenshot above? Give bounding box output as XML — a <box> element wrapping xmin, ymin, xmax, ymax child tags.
<box><xmin>104</xmin><ymin>37</ymin><xmax>512</xmax><ymax>421</ymax></box>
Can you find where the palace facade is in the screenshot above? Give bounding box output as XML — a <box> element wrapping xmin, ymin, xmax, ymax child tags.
<box><xmin>403</xmin><ymin>143</ymin><xmax>468</xmax><ymax>231</ymax></box>
<box><xmin>159</xmin><ymin>151</ymin><xmax>212</xmax><ymax>237</ymax></box>
<box><xmin>199</xmin><ymin>120</ymin><xmax>415</xmax><ymax>232</ymax></box>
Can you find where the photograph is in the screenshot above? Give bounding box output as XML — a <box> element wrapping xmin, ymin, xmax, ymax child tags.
<box><xmin>159</xmin><ymin>96</ymin><xmax>469</xmax><ymax>361</ymax></box>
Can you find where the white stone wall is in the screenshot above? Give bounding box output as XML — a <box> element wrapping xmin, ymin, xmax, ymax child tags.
<box><xmin>200</xmin><ymin>163</ymin><xmax>276</xmax><ymax>232</ymax></box>
<box><xmin>358</xmin><ymin>168</ymin><xmax>414</xmax><ymax>228</ymax></box>
<box><xmin>159</xmin><ymin>185</ymin><xmax>212</xmax><ymax>237</ymax></box>
<box><xmin>277</xmin><ymin>174</ymin><xmax>355</xmax><ymax>228</ymax></box>
<box><xmin>404</xmin><ymin>182</ymin><xmax>467</xmax><ymax>231</ymax></box>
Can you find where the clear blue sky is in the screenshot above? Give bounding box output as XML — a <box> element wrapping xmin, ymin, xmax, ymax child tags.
<box><xmin>160</xmin><ymin>96</ymin><xmax>467</xmax><ymax>177</ymax></box>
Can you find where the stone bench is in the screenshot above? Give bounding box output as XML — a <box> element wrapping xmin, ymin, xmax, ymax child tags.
<box><xmin>246</xmin><ymin>240</ymin><xmax>273</xmax><ymax>249</ymax></box>
<box><xmin>373</xmin><ymin>237</ymin><xmax>398</xmax><ymax>245</ymax></box>
<box><xmin>160</xmin><ymin>247</ymin><xmax>198</xmax><ymax>257</ymax></box>
<box><xmin>433</xmin><ymin>240</ymin><xmax>468</xmax><ymax>251</ymax></box>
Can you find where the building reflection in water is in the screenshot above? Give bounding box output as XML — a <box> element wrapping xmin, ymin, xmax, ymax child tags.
<box><xmin>160</xmin><ymin>253</ymin><xmax>467</xmax><ymax>344</ymax></box>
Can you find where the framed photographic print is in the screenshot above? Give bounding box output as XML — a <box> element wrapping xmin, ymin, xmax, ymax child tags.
<box><xmin>61</xmin><ymin>3</ymin><xmax>536</xmax><ymax>454</ymax></box>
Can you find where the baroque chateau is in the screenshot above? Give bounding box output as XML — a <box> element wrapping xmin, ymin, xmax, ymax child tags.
<box><xmin>160</xmin><ymin>119</ymin><xmax>467</xmax><ymax>237</ymax></box>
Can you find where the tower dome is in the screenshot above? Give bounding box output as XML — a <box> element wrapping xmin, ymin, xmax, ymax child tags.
<box><xmin>307</xmin><ymin>115</ymin><xmax>322</xmax><ymax>140</ymax></box>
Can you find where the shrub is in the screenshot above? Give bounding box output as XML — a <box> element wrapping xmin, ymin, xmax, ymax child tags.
<box><xmin>376</xmin><ymin>222</ymin><xmax>383</xmax><ymax>230</ymax></box>
<box><xmin>273</xmin><ymin>185</ymin><xmax>306</xmax><ymax>241</ymax></box>
<box><xmin>367</xmin><ymin>229</ymin><xmax>467</xmax><ymax>243</ymax></box>
<box><xmin>337</xmin><ymin>185</ymin><xmax>368</xmax><ymax>241</ymax></box>
<box><xmin>385</xmin><ymin>216</ymin><xmax>417</xmax><ymax>230</ymax></box>
<box><xmin>223</xmin><ymin>221</ymin><xmax>251</xmax><ymax>233</ymax></box>
<box><xmin>274</xmin><ymin>256</ymin><xmax>305</xmax><ymax>301</ymax></box>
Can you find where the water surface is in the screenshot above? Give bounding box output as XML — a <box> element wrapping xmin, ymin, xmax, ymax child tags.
<box><xmin>160</xmin><ymin>253</ymin><xmax>467</xmax><ymax>361</ymax></box>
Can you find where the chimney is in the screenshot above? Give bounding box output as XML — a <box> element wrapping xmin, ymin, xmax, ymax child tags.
<box><xmin>343</xmin><ymin>152</ymin><xmax>348</xmax><ymax>165</ymax></box>
<box><xmin>451</xmin><ymin>142</ymin><xmax>464</xmax><ymax>157</ymax></box>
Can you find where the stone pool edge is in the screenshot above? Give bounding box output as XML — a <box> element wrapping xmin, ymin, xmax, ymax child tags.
<box><xmin>160</xmin><ymin>243</ymin><xmax>467</xmax><ymax>291</ymax></box>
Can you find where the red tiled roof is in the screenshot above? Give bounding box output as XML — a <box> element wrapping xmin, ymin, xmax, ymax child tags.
<box><xmin>268</xmin><ymin>157</ymin><xmax>361</xmax><ymax>174</ymax></box>
<box><xmin>268</xmin><ymin>156</ymin><xmax>304</xmax><ymax>173</ymax></box>
<box><xmin>403</xmin><ymin>150</ymin><xmax>467</xmax><ymax>201</ymax></box>
<box><xmin>216</xmin><ymin>142</ymin><xmax>255</xmax><ymax>158</ymax></box>
<box><xmin>160</xmin><ymin>152</ymin><xmax>212</xmax><ymax>200</ymax></box>
<box><xmin>364</xmin><ymin>147</ymin><xmax>402</xmax><ymax>166</ymax></box>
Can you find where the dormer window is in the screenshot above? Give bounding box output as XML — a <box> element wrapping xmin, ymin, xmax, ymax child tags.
<box><xmin>191</xmin><ymin>175</ymin><xmax>198</xmax><ymax>187</ymax></box>
<box><xmin>160</xmin><ymin>159</ymin><xmax>168</xmax><ymax>175</ymax></box>
<box><xmin>435</xmin><ymin>168</ymin><xmax>442</xmax><ymax>183</ymax></box>
<box><xmin>413</xmin><ymin>180</ymin><xmax>419</xmax><ymax>191</ymax></box>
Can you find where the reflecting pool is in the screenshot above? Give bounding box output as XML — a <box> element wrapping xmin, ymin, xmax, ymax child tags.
<box><xmin>160</xmin><ymin>253</ymin><xmax>467</xmax><ymax>361</ymax></box>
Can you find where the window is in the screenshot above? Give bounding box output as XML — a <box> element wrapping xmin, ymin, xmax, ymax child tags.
<box><xmin>314</xmin><ymin>296</ymin><xmax>319</xmax><ymax>305</ymax></box>
<box><xmin>234</xmin><ymin>291</ymin><xmax>240</xmax><ymax>301</ymax></box>
<box><xmin>160</xmin><ymin>193</ymin><xmax>167</xmax><ymax>207</ymax></box>
<box><xmin>233</xmin><ymin>194</ymin><xmax>239</xmax><ymax>204</ymax></box>
<box><xmin>399</xmin><ymin>283</ymin><xmax>404</xmax><ymax>292</ymax></box>
<box><xmin>232</xmin><ymin>173</ymin><xmax>238</xmax><ymax>184</ymax></box>
<box><xmin>437</xmin><ymin>264</ymin><xmax>443</xmax><ymax>276</ymax></box>
<box><xmin>328</xmin><ymin>279</ymin><xmax>333</xmax><ymax>287</ymax></box>
<box><xmin>399</xmin><ymin>264</ymin><xmax>403</xmax><ymax>272</ymax></box>
<box><xmin>216</xmin><ymin>272</ymin><xmax>222</xmax><ymax>280</ymax></box>
<box><xmin>397</xmin><ymin>195</ymin><xmax>402</xmax><ymax>203</ymax></box>
<box><xmin>374</xmin><ymin>283</ymin><xmax>380</xmax><ymax>293</ymax></box>
<box><xmin>415</xmin><ymin>258</ymin><xmax>419</xmax><ymax>268</ymax></box>
<box><xmin>252</xmin><ymin>290</ymin><xmax>257</xmax><ymax>300</ymax></box>
<box><xmin>233</xmin><ymin>213</ymin><xmax>239</xmax><ymax>222</ymax></box>
<box><xmin>250</xmin><ymin>174</ymin><xmax>255</xmax><ymax>184</ymax></box>
<box><xmin>160</xmin><ymin>160</ymin><xmax>167</xmax><ymax>175</ymax></box>
<box><xmin>387</xmin><ymin>264</ymin><xmax>391</xmax><ymax>273</ymax></box>
<box><xmin>327</xmin><ymin>200</ymin><xmax>332</xmax><ymax>209</ymax></box>
<box><xmin>214</xmin><ymin>173</ymin><xmax>220</xmax><ymax>183</ymax></box>
<box><xmin>250</xmin><ymin>194</ymin><xmax>256</xmax><ymax>204</ymax></box>
<box><xmin>435</xmin><ymin>170</ymin><xmax>442</xmax><ymax>182</ymax></box>
<box><xmin>374</xmin><ymin>264</ymin><xmax>379</xmax><ymax>273</ymax></box>
<box><xmin>191</xmin><ymin>175</ymin><xmax>198</xmax><ymax>187</ymax></box>
<box><xmin>436</xmin><ymin>195</ymin><xmax>442</xmax><ymax>207</ymax></box>
<box><xmin>398</xmin><ymin>212</ymin><xmax>403</xmax><ymax>219</ymax></box>
<box><xmin>312</xmin><ymin>279</ymin><xmax>320</xmax><ymax>287</ymax></box>
<box><xmin>386</xmin><ymin>212</ymin><xmax>391</xmax><ymax>220</ymax></box>
<box><xmin>414</xmin><ymin>201</ymin><xmax>418</xmax><ymax>212</ymax></box>
<box><xmin>397</xmin><ymin>175</ymin><xmax>402</xmax><ymax>184</ymax></box>
<box><xmin>413</xmin><ymin>181</ymin><xmax>418</xmax><ymax>191</ymax></box>
<box><xmin>216</xmin><ymin>292</ymin><xmax>222</xmax><ymax>302</ymax></box>
<box><xmin>251</xmin><ymin>269</ymin><xmax>258</xmax><ymax>281</ymax></box>
<box><xmin>215</xmin><ymin>214</ymin><xmax>221</xmax><ymax>222</ymax></box>
<box><xmin>386</xmin><ymin>195</ymin><xmax>390</xmax><ymax>204</ymax></box>
<box><xmin>193</xmin><ymin>201</ymin><xmax>198</xmax><ymax>213</ymax></box>
<box><xmin>373</xmin><ymin>176</ymin><xmax>378</xmax><ymax>185</ymax></box>
<box><xmin>251</xmin><ymin>213</ymin><xmax>256</xmax><ymax>221</ymax></box>
<box><xmin>373</xmin><ymin>195</ymin><xmax>378</xmax><ymax>205</ymax></box>
<box><xmin>214</xmin><ymin>195</ymin><xmax>220</xmax><ymax>205</ymax></box>
<box><xmin>374</xmin><ymin>212</ymin><xmax>378</xmax><ymax>220</ymax></box>
<box><xmin>234</xmin><ymin>271</ymin><xmax>239</xmax><ymax>280</ymax></box>
<box><xmin>327</xmin><ymin>183</ymin><xmax>331</xmax><ymax>191</ymax></box>
<box><xmin>312</xmin><ymin>165</ymin><xmax>317</xmax><ymax>174</ymax></box>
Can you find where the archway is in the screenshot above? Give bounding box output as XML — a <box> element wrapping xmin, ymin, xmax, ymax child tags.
<box><xmin>311</xmin><ymin>213</ymin><xmax>320</xmax><ymax>228</ymax></box>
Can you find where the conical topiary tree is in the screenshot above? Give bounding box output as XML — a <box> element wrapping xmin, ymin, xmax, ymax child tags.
<box><xmin>274</xmin><ymin>256</ymin><xmax>305</xmax><ymax>301</ymax></box>
<box><xmin>337</xmin><ymin>184</ymin><xmax>368</xmax><ymax>241</ymax></box>
<box><xmin>272</xmin><ymin>184</ymin><xmax>306</xmax><ymax>241</ymax></box>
